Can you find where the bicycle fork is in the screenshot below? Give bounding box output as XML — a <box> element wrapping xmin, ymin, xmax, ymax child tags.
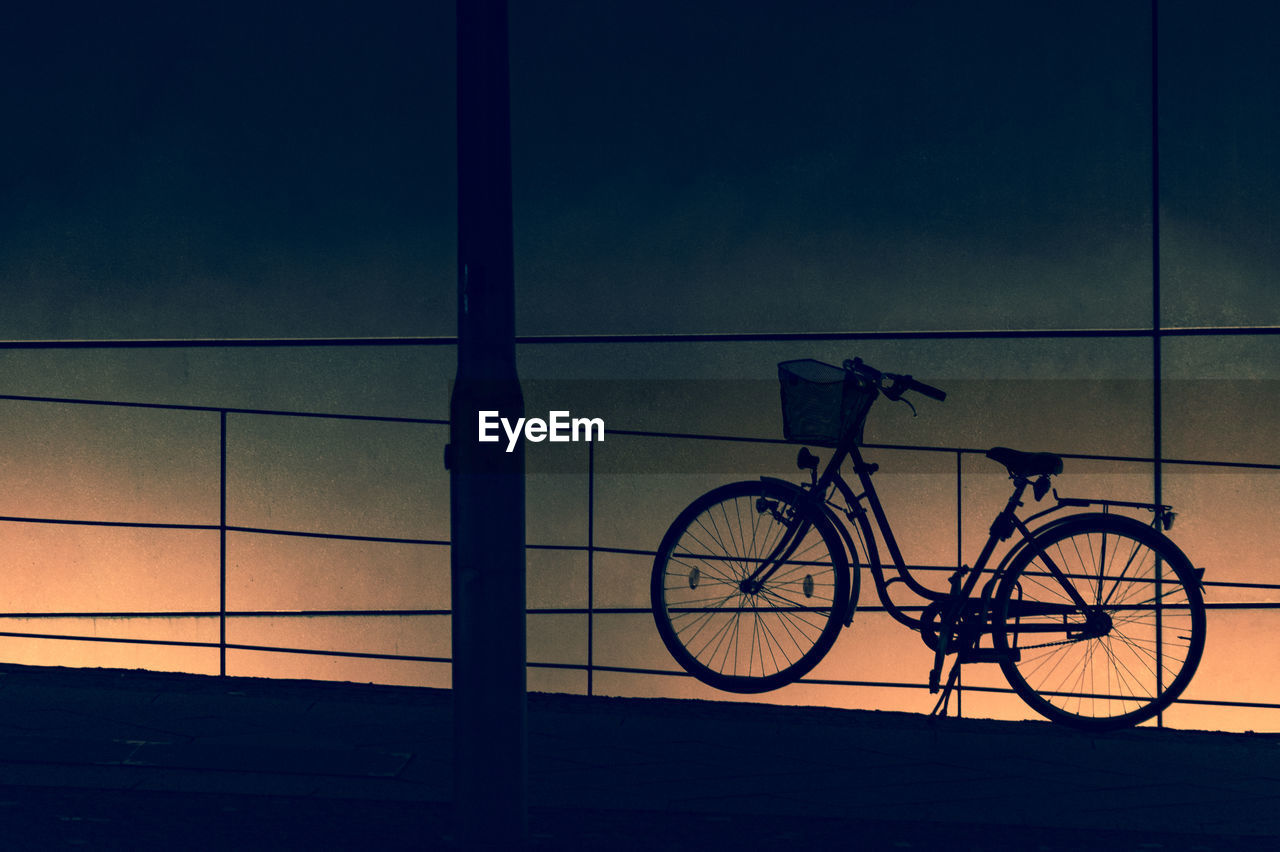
<box><xmin>742</xmin><ymin>496</ymin><xmax>811</xmax><ymax>594</ymax></box>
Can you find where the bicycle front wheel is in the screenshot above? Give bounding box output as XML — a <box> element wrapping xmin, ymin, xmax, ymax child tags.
<box><xmin>992</xmin><ymin>513</ymin><xmax>1206</xmax><ymax>730</ymax></box>
<box><xmin>651</xmin><ymin>480</ymin><xmax>850</xmax><ymax>693</ymax></box>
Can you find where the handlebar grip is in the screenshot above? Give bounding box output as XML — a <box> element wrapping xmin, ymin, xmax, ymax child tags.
<box><xmin>847</xmin><ymin>359</ymin><xmax>946</xmax><ymax>401</ymax></box>
<box><xmin>909</xmin><ymin>378</ymin><xmax>947</xmax><ymax>402</ymax></box>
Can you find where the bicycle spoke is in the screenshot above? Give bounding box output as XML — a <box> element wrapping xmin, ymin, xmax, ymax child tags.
<box><xmin>755</xmin><ymin>586</ymin><xmax>831</xmax><ymax>633</ymax></box>
<box><xmin>1096</xmin><ymin>528</ymin><xmax>1107</xmax><ymax>606</ymax></box>
<box><xmin>753</xmin><ymin>602</ymin><xmax>826</xmax><ymax>654</ymax></box>
<box><xmin>1100</xmin><ymin>640</ymin><xmax>1155</xmax><ymax>706</ymax></box>
<box><xmin>668</xmin><ymin>552</ymin><xmax>739</xmax><ymax>587</ymax></box>
<box><xmin>675</xmin><ymin>594</ymin><xmax>742</xmax><ymax>655</ymax></box>
<box><xmin>718</xmin><ymin>500</ymin><xmax>747</xmax><ymax>580</ymax></box>
<box><xmin>1101</xmin><ymin>536</ymin><xmax>1147</xmax><ymax>608</ymax></box>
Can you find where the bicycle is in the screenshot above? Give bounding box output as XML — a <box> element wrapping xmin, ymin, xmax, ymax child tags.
<box><xmin>650</xmin><ymin>357</ymin><xmax>1207</xmax><ymax>730</ymax></box>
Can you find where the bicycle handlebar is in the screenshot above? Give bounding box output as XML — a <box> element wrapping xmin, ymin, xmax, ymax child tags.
<box><xmin>901</xmin><ymin>375</ymin><xmax>947</xmax><ymax>401</ymax></box>
<box><xmin>845</xmin><ymin>358</ymin><xmax>947</xmax><ymax>402</ymax></box>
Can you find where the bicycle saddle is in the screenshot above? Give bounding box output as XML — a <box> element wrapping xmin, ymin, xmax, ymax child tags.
<box><xmin>986</xmin><ymin>446</ymin><xmax>1064</xmax><ymax>478</ymax></box>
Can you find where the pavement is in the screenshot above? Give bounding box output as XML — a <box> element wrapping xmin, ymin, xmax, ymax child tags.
<box><xmin>0</xmin><ymin>663</ymin><xmax>1273</xmax><ymax>849</ymax></box>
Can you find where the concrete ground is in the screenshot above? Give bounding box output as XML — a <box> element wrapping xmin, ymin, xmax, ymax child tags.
<box><xmin>0</xmin><ymin>663</ymin><xmax>1273</xmax><ymax>849</ymax></box>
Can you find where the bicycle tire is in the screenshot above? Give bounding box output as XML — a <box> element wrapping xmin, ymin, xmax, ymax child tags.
<box><xmin>992</xmin><ymin>513</ymin><xmax>1206</xmax><ymax>730</ymax></box>
<box><xmin>651</xmin><ymin>479</ymin><xmax>850</xmax><ymax>693</ymax></box>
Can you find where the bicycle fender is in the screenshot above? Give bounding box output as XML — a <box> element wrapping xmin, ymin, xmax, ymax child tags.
<box><xmin>992</xmin><ymin>510</ymin><xmax>1175</xmax><ymax>586</ymax></box>
<box><xmin>758</xmin><ymin>476</ymin><xmax>823</xmax><ymax>505</ymax></box>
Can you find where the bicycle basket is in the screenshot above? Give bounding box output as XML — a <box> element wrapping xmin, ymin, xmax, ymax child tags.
<box><xmin>778</xmin><ymin>359</ymin><xmax>877</xmax><ymax>447</ymax></box>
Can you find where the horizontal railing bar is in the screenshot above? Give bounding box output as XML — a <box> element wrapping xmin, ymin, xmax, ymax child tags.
<box><xmin>1156</xmin><ymin>326</ymin><xmax>1280</xmax><ymax>338</ymax></box>
<box><xmin>226</xmin><ymin>526</ymin><xmax>449</xmax><ymax>546</ymax></box>
<box><xmin>227</xmin><ymin>409</ymin><xmax>445</xmax><ymax>425</ymax></box>
<box><xmin>513</xmin><ymin>326</ymin><xmax>1280</xmax><ymax>344</ymax></box>
<box><xmin>547</xmin><ymin>543</ymin><xmax>1280</xmax><ymax>593</ymax></box>
<box><xmin>0</xmin><ymin>610</ymin><xmax>451</xmax><ymax>619</ymax></box>
<box><xmin>229</xmin><ymin>609</ymin><xmax>451</xmax><ymax>617</ymax></box>
<box><xmin>2</xmin><ymin>598</ymin><xmax>1277</xmax><ymax>621</ymax></box>
<box><xmin>0</xmin><ymin>325</ymin><xmax>1278</xmax><ymax>351</ymax></box>
<box><xmin>603</xmin><ymin>429</ymin><xmax>1280</xmax><ymax>471</ymax></box>
<box><xmin>567</xmin><ymin>544</ymin><xmax>1006</xmax><ymax>576</ymax></box>
<box><xmin>0</xmin><ymin>630</ymin><xmax>450</xmax><ymax>663</ymax></box>
<box><xmin>1149</xmin><ymin>457</ymin><xmax>1280</xmax><ymax>471</ymax></box>
<box><xmin>1198</xmin><ymin>579</ymin><xmax>1280</xmax><ymax>591</ymax></box>
<box><xmin>1163</xmin><ymin>695</ymin><xmax>1280</xmax><ymax>710</ymax></box>
<box><xmin>220</xmin><ymin>643</ymin><xmax>450</xmax><ymax>663</ymax></box>
<box><xmin>526</xmin><ymin>661</ymin><xmax>942</xmax><ymax>691</ymax></box>
<box><xmin>0</xmin><ymin>630</ymin><xmax>218</xmax><ymax>649</ymax></box>
<box><xmin>0</xmin><ymin>515</ymin><xmax>218</xmax><ymax>531</ymax></box>
<box><xmin>527</xmin><ymin>605</ymin><xmax>933</xmax><ymax>615</ymax></box>
<box><xmin>0</xmin><ymin>392</ymin><xmax>446</xmax><ymax>424</ymax></box>
<box><xmin>529</xmin><ymin>325</ymin><xmax>1266</xmax><ymax>343</ymax></box>
<box><xmin>0</xmin><ymin>515</ymin><xmax>451</xmax><ymax>546</ymax></box>
<box><xmin>527</xmin><ymin>662</ymin><xmax>691</xmax><ymax>678</ymax></box>
<box><xmin>0</xmin><ymin>337</ymin><xmax>459</xmax><ymax>350</ymax></box>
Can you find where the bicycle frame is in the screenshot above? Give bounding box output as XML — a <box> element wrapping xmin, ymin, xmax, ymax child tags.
<box><xmin>746</xmin><ymin>437</ymin><xmax>1170</xmax><ymax>642</ymax></box>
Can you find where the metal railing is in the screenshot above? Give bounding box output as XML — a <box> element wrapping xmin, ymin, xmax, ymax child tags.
<box><xmin>0</xmin><ymin>335</ymin><xmax>1276</xmax><ymax>729</ymax></box>
<box><xmin>0</xmin><ymin>388</ymin><xmax>452</xmax><ymax>673</ymax></box>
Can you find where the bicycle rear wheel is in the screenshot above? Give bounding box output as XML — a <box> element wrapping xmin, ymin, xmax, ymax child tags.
<box><xmin>992</xmin><ymin>513</ymin><xmax>1206</xmax><ymax>730</ymax></box>
<box><xmin>651</xmin><ymin>480</ymin><xmax>850</xmax><ymax>693</ymax></box>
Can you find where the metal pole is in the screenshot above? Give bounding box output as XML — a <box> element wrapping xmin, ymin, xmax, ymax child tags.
<box><xmin>587</xmin><ymin>440</ymin><xmax>595</xmax><ymax>697</ymax></box>
<box><xmin>955</xmin><ymin>450</ymin><xmax>961</xmax><ymax>717</ymax></box>
<box><xmin>450</xmin><ymin>0</ymin><xmax>527</xmax><ymax>845</ymax></box>
<box><xmin>1150</xmin><ymin>0</ymin><xmax>1164</xmax><ymax>729</ymax></box>
<box><xmin>220</xmin><ymin>410</ymin><xmax>227</xmax><ymax>677</ymax></box>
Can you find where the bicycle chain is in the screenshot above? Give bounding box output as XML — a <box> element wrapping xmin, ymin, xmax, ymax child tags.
<box><xmin>1013</xmin><ymin>635</ymin><xmax>1090</xmax><ymax>651</ymax></box>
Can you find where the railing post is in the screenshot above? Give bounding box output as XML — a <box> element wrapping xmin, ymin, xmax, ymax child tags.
<box><xmin>587</xmin><ymin>440</ymin><xmax>595</xmax><ymax>697</ymax></box>
<box><xmin>956</xmin><ymin>450</ymin><xmax>963</xmax><ymax>576</ymax></box>
<box><xmin>220</xmin><ymin>409</ymin><xmax>227</xmax><ymax>677</ymax></box>
<box><xmin>1150</xmin><ymin>0</ymin><xmax>1165</xmax><ymax>729</ymax></box>
<box><xmin>955</xmin><ymin>449</ymin><xmax>962</xmax><ymax>717</ymax></box>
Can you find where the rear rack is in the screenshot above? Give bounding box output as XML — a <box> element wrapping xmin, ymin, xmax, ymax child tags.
<box><xmin>1048</xmin><ymin>491</ymin><xmax>1176</xmax><ymax>530</ymax></box>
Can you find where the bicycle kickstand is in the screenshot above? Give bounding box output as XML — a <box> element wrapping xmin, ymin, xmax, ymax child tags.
<box><xmin>929</xmin><ymin>569</ymin><xmax>968</xmax><ymax>696</ymax></box>
<box><xmin>929</xmin><ymin>658</ymin><xmax>963</xmax><ymax>718</ymax></box>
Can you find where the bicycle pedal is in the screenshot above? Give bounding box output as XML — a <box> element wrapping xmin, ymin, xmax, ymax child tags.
<box><xmin>928</xmin><ymin>668</ymin><xmax>941</xmax><ymax>693</ymax></box>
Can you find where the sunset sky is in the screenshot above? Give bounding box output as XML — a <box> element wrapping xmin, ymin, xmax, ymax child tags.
<box><xmin>0</xmin><ymin>1</ymin><xmax>1275</xmax><ymax>731</ymax></box>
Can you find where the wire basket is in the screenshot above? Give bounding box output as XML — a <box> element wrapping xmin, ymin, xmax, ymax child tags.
<box><xmin>778</xmin><ymin>359</ymin><xmax>877</xmax><ymax>447</ymax></box>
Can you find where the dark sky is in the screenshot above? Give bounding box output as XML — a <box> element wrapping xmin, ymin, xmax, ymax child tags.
<box><xmin>510</xmin><ymin>1</ymin><xmax>1156</xmax><ymax>334</ymax></box>
<box><xmin>0</xmin><ymin>1</ymin><xmax>1274</xmax><ymax>341</ymax></box>
<box><xmin>1</xmin><ymin>1</ymin><xmax>453</xmax><ymax>339</ymax></box>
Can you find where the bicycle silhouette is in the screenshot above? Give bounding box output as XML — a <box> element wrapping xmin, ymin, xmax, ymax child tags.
<box><xmin>651</xmin><ymin>358</ymin><xmax>1206</xmax><ymax>730</ymax></box>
